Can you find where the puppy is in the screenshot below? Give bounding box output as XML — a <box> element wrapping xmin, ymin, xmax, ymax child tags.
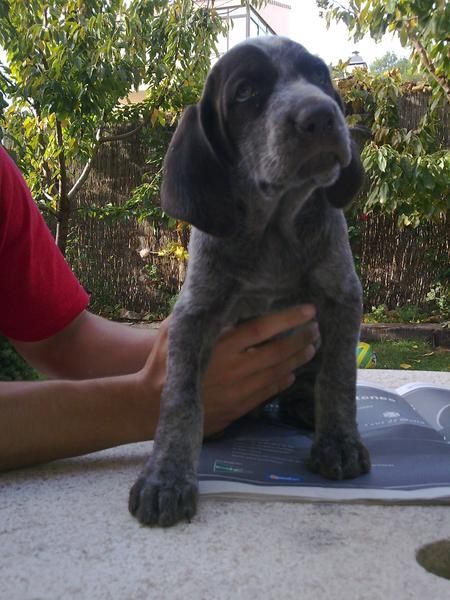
<box><xmin>129</xmin><ymin>37</ymin><xmax>371</xmax><ymax>527</ymax></box>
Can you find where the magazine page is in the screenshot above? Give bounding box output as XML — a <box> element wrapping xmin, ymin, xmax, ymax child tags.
<box><xmin>395</xmin><ymin>383</ymin><xmax>450</xmax><ymax>442</ymax></box>
<box><xmin>198</xmin><ymin>386</ymin><xmax>450</xmax><ymax>502</ymax></box>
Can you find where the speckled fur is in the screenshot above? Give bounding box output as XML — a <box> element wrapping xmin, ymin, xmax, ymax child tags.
<box><xmin>129</xmin><ymin>37</ymin><xmax>371</xmax><ymax>527</ymax></box>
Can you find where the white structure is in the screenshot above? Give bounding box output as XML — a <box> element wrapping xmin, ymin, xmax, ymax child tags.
<box><xmin>259</xmin><ymin>1</ymin><xmax>291</xmax><ymax>36</ymax></box>
<box><xmin>124</xmin><ymin>2</ymin><xmax>292</xmax><ymax>103</ymax></box>
<box><xmin>346</xmin><ymin>50</ymin><xmax>368</xmax><ymax>72</ymax></box>
<box><xmin>196</xmin><ymin>1</ymin><xmax>291</xmax><ymax>57</ymax></box>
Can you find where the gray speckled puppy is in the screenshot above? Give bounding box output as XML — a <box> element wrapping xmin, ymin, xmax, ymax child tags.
<box><xmin>129</xmin><ymin>37</ymin><xmax>371</xmax><ymax>527</ymax></box>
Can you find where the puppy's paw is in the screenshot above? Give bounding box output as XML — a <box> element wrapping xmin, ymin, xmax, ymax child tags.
<box><xmin>129</xmin><ymin>465</ymin><xmax>198</xmax><ymax>527</ymax></box>
<box><xmin>308</xmin><ymin>433</ymin><xmax>370</xmax><ymax>480</ymax></box>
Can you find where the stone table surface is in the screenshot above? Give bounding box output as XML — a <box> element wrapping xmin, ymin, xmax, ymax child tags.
<box><xmin>1</xmin><ymin>369</ymin><xmax>450</xmax><ymax>600</ymax></box>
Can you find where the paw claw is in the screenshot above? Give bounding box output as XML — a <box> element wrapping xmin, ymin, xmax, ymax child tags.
<box><xmin>128</xmin><ymin>477</ymin><xmax>145</xmax><ymax>516</ymax></box>
<box><xmin>129</xmin><ymin>469</ymin><xmax>198</xmax><ymax>527</ymax></box>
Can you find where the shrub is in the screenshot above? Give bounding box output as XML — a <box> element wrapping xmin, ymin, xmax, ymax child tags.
<box><xmin>0</xmin><ymin>337</ymin><xmax>39</xmax><ymax>381</ymax></box>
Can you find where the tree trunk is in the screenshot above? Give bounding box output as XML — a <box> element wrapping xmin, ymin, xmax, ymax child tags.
<box><xmin>55</xmin><ymin>192</ymin><xmax>71</xmax><ymax>257</ymax></box>
<box><xmin>54</xmin><ymin>120</ymin><xmax>70</xmax><ymax>257</ymax></box>
<box><xmin>407</xmin><ymin>26</ymin><xmax>450</xmax><ymax>103</ymax></box>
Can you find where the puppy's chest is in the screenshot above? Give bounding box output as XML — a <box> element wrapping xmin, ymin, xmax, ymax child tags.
<box><xmin>228</xmin><ymin>230</ymin><xmax>321</xmax><ymax>319</ymax></box>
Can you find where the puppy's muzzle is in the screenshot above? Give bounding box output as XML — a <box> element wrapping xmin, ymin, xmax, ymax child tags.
<box><xmin>294</xmin><ymin>99</ymin><xmax>351</xmax><ymax>168</ymax></box>
<box><xmin>297</xmin><ymin>101</ymin><xmax>338</xmax><ymax>137</ymax></box>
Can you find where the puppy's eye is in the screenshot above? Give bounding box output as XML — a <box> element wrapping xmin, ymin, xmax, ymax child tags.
<box><xmin>235</xmin><ymin>81</ymin><xmax>257</xmax><ymax>103</ymax></box>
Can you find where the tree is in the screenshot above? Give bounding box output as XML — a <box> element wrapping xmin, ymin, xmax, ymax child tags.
<box><xmin>317</xmin><ymin>0</ymin><xmax>450</xmax><ymax>102</ymax></box>
<box><xmin>370</xmin><ymin>51</ymin><xmax>415</xmax><ymax>79</ymax></box>
<box><xmin>316</xmin><ymin>0</ymin><xmax>449</xmax><ymax>228</ymax></box>
<box><xmin>338</xmin><ymin>68</ymin><xmax>449</xmax><ymax>226</ymax></box>
<box><xmin>0</xmin><ymin>0</ymin><xmax>224</xmax><ymax>255</ymax></box>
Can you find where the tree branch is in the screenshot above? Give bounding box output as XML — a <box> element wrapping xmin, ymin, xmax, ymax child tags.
<box><xmin>67</xmin><ymin>127</ymin><xmax>102</xmax><ymax>200</ymax></box>
<box><xmin>68</xmin><ymin>121</ymin><xmax>145</xmax><ymax>200</ymax></box>
<box><xmin>55</xmin><ymin>119</ymin><xmax>70</xmax><ymax>253</ymax></box>
<box><xmin>0</xmin><ymin>68</ymin><xmax>14</xmax><ymax>90</ymax></box>
<box><xmin>55</xmin><ymin>120</ymin><xmax>68</xmax><ymax>201</ymax></box>
<box><xmin>98</xmin><ymin>122</ymin><xmax>144</xmax><ymax>143</ymax></box>
<box><xmin>407</xmin><ymin>30</ymin><xmax>450</xmax><ymax>103</ymax></box>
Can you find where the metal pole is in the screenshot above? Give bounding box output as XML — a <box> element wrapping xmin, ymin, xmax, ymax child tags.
<box><xmin>246</xmin><ymin>0</ymin><xmax>250</xmax><ymax>38</ymax></box>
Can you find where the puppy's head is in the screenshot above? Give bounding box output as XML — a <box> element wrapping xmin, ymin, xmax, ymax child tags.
<box><xmin>161</xmin><ymin>37</ymin><xmax>364</xmax><ymax>237</ymax></box>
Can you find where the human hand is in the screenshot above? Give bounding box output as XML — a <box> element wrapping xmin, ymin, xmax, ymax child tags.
<box><xmin>202</xmin><ymin>304</ymin><xmax>319</xmax><ymax>436</ymax></box>
<box><xmin>138</xmin><ymin>305</ymin><xmax>319</xmax><ymax>438</ymax></box>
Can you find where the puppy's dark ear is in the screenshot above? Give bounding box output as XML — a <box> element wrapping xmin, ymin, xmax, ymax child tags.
<box><xmin>333</xmin><ymin>89</ymin><xmax>345</xmax><ymax>113</ymax></box>
<box><xmin>325</xmin><ymin>138</ymin><xmax>365</xmax><ymax>208</ymax></box>
<box><xmin>160</xmin><ymin>88</ymin><xmax>236</xmax><ymax>237</ymax></box>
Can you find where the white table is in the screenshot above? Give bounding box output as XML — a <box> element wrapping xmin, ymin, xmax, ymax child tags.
<box><xmin>1</xmin><ymin>370</ymin><xmax>449</xmax><ymax>600</ymax></box>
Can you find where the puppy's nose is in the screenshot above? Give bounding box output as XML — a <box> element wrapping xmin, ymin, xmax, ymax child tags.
<box><xmin>297</xmin><ymin>102</ymin><xmax>337</xmax><ymax>136</ymax></box>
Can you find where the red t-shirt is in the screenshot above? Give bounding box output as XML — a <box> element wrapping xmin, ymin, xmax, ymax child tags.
<box><xmin>0</xmin><ymin>146</ymin><xmax>89</xmax><ymax>341</ymax></box>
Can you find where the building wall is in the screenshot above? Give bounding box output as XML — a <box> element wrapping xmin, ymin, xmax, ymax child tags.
<box><xmin>195</xmin><ymin>1</ymin><xmax>291</xmax><ymax>38</ymax></box>
<box><xmin>259</xmin><ymin>1</ymin><xmax>291</xmax><ymax>36</ymax></box>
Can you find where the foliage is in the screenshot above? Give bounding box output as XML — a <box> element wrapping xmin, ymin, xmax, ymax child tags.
<box><xmin>364</xmin><ymin>304</ymin><xmax>391</xmax><ymax>323</ymax></box>
<box><xmin>338</xmin><ymin>68</ymin><xmax>449</xmax><ymax>226</ymax></box>
<box><xmin>0</xmin><ymin>337</ymin><xmax>39</xmax><ymax>381</ymax></box>
<box><xmin>364</xmin><ymin>292</ymin><xmax>449</xmax><ymax>323</ymax></box>
<box><xmin>79</xmin><ymin>120</ymin><xmax>174</xmax><ymax>223</ymax></box>
<box><xmin>139</xmin><ymin>264</ymin><xmax>179</xmax><ymax>318</ymax></box>
<box><xmin>317</xmin><ymin>0</ymin><xmax>450</xmax><ymax>102</ymax></box>
<box><xmin>362</xmin><ymin>304</ymin><xmax>426</xmax><ymax>324</ymax></box>
<box><xmin>426</xmin><ymin>283</ymin><xmax>450</xmax><ymax>319</ymax></box>
<box><xmin>157</xmin><ymin>240</ymin><xmax>189</xmax><ymax>262</ymax></box>
<box><xmin>369</xmin><ymin>51</ymin><xmax>417</xmax><ymax>79</ymax></box>
<box><xmin>319</xmin><ymin>1</ymin><xmax>449</xmax><ymax>226</ymax></box>
<box><xmin>395</xmin><ymin>303</ymin><xmax>427</xmax><ymax>323</ymax></box>
<box><xmin>0</xmin><ymin>0</ymin><xmax>225</xmax><ymax>255</ymax></box>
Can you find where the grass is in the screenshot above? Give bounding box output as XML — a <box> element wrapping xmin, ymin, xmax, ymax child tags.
<box><xmin>369</xmin><ymin>339</ymin><xmax>450</xmax><ymax>372</ymax></box>
<box><xmin>1</xmin><ymin>335</ymin><xmax>449</xmax><ymax>382</ymax></box>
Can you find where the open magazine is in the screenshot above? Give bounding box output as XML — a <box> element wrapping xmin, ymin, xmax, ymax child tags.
<box><xmin>198</xmin><ymin>382</ymin><xmax>450</xmax><ymax>503</ymax></box>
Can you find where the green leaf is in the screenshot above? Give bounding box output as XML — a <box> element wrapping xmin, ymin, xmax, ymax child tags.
<box><xmin>377</xmin><ymin>151</ymin><xmax>387</xmax><ymax>171</ymax></box>
<box><xmin>0</xmin><ymin>0</ymin><xmax>221</xmax><ymax>253</ymax></box>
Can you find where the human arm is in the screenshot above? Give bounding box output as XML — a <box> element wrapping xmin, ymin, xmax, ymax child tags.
<box><xmin>0</xmin><ymin>304</ymin><xmax>318</xmax><ymax>471</ymax></box>
<box><xmin>0</xmin><ymin>147</ymin><xmax>319</xmax><ymax>470</ymax></box>
<box><xmin>12</xmin><ymin>310</ymin><xmax>158</xmax><ymax>379</ymax></box>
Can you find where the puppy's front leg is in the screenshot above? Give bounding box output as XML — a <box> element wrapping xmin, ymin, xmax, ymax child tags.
<box><xmin>309</xmin><ymin>292</ymin><xmax>371</xmax><ymax>480</ymax></box>
<box><xmin>129</xmin><ymin>305</ymin><xmax>222</xmax><ymax>527</ymax></box>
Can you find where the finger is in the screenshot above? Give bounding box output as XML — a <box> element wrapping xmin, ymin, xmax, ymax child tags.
<box><xmin>203</xmin><ymin>342</ymin><xmax>316</xmax><ymax>436</ymax></box>
<box><xmin>158</xmin><ymin>316</ymin><xmax>171</xmax><ymax>335</ymax></box>
<box><xmin>210</xmin><ymin>321</ymin><xmax>319</xmax><ymax>386</ymax></box>
<box><xmin>205</xmin><ymin>320</ymin><xmax>319</xmax><ymax>388</ymax></box>
<box><xmin>151</xmin><ymin>317</ymin><xmax>170</xmax><ymax>357</ymax></box>
<box><xmin>221</xmin><ymin>304</ymin><xmax>317</xmax><ymax>352</ymax></box>
<box><xmin>224</xmin><ymin>342</ymin><xmax>317</xmax><ymax>414</ymax></box>
<box><xmin>240</xmin><ymin>321</ymin><xmax>320</xmax><ymax>377</ymax></box>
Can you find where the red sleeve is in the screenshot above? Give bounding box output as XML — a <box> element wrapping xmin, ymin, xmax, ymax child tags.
<box><xmin>0</xmin><ymin>146</ymin><xmax>89</xmax><ymax>342</ymax></box>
